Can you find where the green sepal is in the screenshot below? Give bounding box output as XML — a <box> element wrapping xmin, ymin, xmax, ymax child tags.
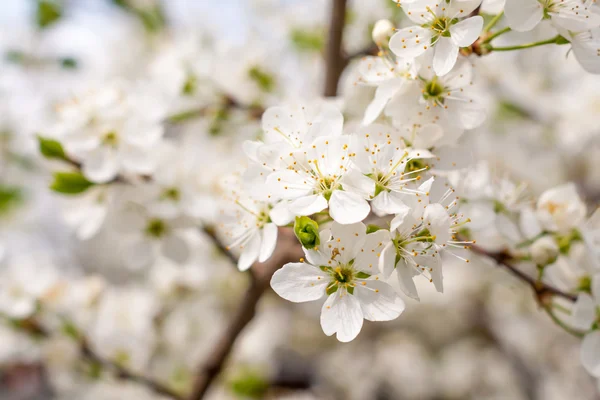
<box><xmin>356</xmin><ymin>272</ymin><xmax>371</xmax><ymax>279</ymax></box>
<box><xmin>366</xmin><ymin>224</ymin><xmax>382</xmax><ymax>234</ymax></box>
<box><xmin>50</xmin><ymin>172</ymin><xmax>95</xmax><ymax>195</ymax></box>
<box><xmin>326</xmin><ymin>283</ymin><xmax>339</xmax><ymax>295</ymax></box>
<box><xmin>347</xmin><ymin>286</ymin><xmax>355</xmax><ymax>295</ymax></box>
<box><xmin>294</xmin><ymin>216</ymin><xmax>320</xmax><ymax>249</ymax></box>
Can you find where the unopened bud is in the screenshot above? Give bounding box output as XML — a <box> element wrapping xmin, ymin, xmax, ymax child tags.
<box><xmin>372</xmin><ymin>19</ymin><xmax>395</xmax><ymax>46</ymax></box>
<box><xmin>294</xmin><ymin>216</ymin><xmax>320</xmax><ymax>249</ymax></box>
<box><xmin>530</xmin><ymin>236</ymin><xmax>559</xmax><ymax>266</ymax></box>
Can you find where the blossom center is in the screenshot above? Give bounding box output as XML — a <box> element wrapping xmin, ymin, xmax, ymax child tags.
<box><xmin>145</xmin><ymin>218</ymin><xmax>167</xmax><ymax>238</ymax></box>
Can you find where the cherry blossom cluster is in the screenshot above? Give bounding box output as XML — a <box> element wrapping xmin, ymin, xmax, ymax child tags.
<box><xmin>2</xmin><ymin>0</ymin><xmax>600</xmax><ymax>397</ymax></box>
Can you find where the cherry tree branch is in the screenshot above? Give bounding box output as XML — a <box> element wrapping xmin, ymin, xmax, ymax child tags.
<box><xmin>323</xmin><ymin>0</ymin><xmax>348</xmax><ymax>96</ymax></box>
<box><xmin>469</xmin><ymin>244</ymin><xmax>577</xmax><ymax>303</ymax></box>
<box><xmin>187</xmin><ymin>229</ymin><xmax>303</xmax><ymax>400</ymax></box>
<box><xmin>10</xmin><ymin>318</ymin><xmax>183</xmax><ymax>399</ymax></box>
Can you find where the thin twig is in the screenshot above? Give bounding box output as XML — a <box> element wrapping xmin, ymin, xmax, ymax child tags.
<box><xmin>11</xmin><ymin>318</ymin><xmax>183</xmax><ymax>399</ymax></box>
<box><xmin>323</xmin><ymin>0</ymin><xmax>348</xmax><ymax>97</ymax></box>
<box><xmin>469</xmin><ymin>244</ymin><xmax>577</xmax><ymax>302</ymax></box>
<box><xmin>187</xmin><ymin>229</ymin><xmax>303</xmax><ymax>400</ymax></box>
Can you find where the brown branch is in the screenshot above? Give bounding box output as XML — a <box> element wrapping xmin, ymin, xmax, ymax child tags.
<box><xmin>469</xmin><ymin>244</ymin><xmax>577</xmax><ymax>303</ymax></box>
<box><xmin>80</xmin><ymin>340</ymin><xmax>184</xmax><ymax>399</ymax></box>
<box><xmin>11</xmin><ymin>318</ymin><xmax>183</xmax><ymax>399</ymax></box>
<box><xmin>187</xmin><ymin>229</ymin><xmax>303</xmax><ymax>400</ymax></box>
<box><xmin>323</xmin><ymin>0</ymin><xmax>348</xmax><ymax>96</ymax></box>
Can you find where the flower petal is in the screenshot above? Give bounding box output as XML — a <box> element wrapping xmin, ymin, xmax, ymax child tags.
<box><xmin>389</xmin><ymin>26</ymin><xmax>432</xmax><ymax>60</ymax></box>
<box><xmin>258</xmin><ymin>223</ymin><xmax>278</xmax><ymax>263</ymax></box>
<box><xmin>328</xmin><ymin>190</ymin><xmax>370</xmax><ymax>225</ymax></box>
<box><xmin>581</xmin><ymin>331</ymin><xmax>600</xmax><ymax>377</ymax></box>
<box><xmin>289</xmin><ymin>194</ymin><xmax>328</xmax><ymax>216</ymax></box>
<box><xmin>237</xmin><ymin>231</ymin><xmax>261</xmax><ymax>271</ymax></box>
<box><xmin>449</xmin><ymin>16</ymin><xmax>483</xmax><ymax>47</ymax></box>
<box><xmin>504</xmin><ymin>0</ymin><xmax>543</xmax><ymax>32</ymax></box>
<box><xmin>161</xmin><ymin>234</ymin><xmax>190</xmax><ymax>265</ymax></box>
<box><xmin>320</xmin><ymin>290</ymin><xmax>364</xmax><ymax>342</ymax></box>
<box><xmin>270</xmin><ymin>262</ymin><xmax>329</xmax><ymax>303</ymax></box>
<box><xmin>356</xmin><ymin>280</ymin><xmax>405</xmax><ymax>322</ymax></box>
<box><xmin>433</xmin><ymin>36</ymin><xmax>459</xmax><ymax>76</ymax></box>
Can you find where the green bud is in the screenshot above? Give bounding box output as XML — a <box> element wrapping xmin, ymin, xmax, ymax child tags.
<box><xmin>294</xmin><ymin>216</ymin><xmax>320</xmax><ymax>249</ymax></box>
<box><xmin>228</xmin><ymin>368</ymin><xmax>269</xmax><ymax>399</ymax></box>
<box><xmin>50</xmin><ymin>172</ymin><xmax>95</xmax><ymax>195</ymax></box>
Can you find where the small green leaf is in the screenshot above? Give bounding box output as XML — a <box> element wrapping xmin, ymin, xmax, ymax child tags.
<box><xmin>0</xmin><ymin>186</ymin><xmax>24</xmax><ymax>215</ymax></box>
<box><xmin>290</xmin><ymin>28</ymin><xmax>325</xmax><ymax>52</ymax></box>
<box><xmin>37</xmin><ymin>0</ymin><xmax>62</xmax><ymax>29</ymax></box>
<box><xmin>38</xmin><ymin>136</ymin><xmax>67</xmax><ymax>161</ymax></box>
<box><xmin>60</xmin><ymin>57</ymin><xmax>78</xmax><ymax>69</ymax></box>
<box><xmin>228</xmin><ymin>368</ymin><xmax>269</xmax><ymax>399</ymax></box>
<box><xmin>50</xmin><ymin>172</ymin><xmax>94</xmax><ymax>195</ymax></box>
<box><xmin>248</xmin><ymin>66</ymin><xmax>275</xmax><ymax>93</ymax></box>
<box><xmin>294</xmin><ymin>216</ymin><xmax>320</xmax><ymax>249</ymax></box>
<box><xmin>61</xmin><ymin>321</ymin><xmax>80</xmax><ymax>340</ymax></box>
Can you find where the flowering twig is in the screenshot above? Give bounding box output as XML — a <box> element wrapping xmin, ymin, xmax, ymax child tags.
<box><xmin>323</xmin><ymin>0</ymin><xmax>348</xmax><ymax>96</ymax></box>
<box><xmin>469</xmin><ymin>244</ymin><xmax>577</xmax><ymax>303</ymax></box>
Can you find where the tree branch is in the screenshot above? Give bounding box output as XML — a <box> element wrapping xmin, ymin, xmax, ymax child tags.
<box><xmin>469</xmin><ymin>244</ymin><xmax>577</xmax><ymax>303</ymax></box>
<box><xmin>187</xmin><ymin>229</ymin><xmax>303</xmax><ymax>400</ymax></box>
<box><xmin>11</xmin><ymin>318</ymin><xmax>183</xmax><ymax>399</ymax></box>
<box><xmin>323</xmin><ymin>0</ymin><xmax>348</xmax><ymax>97</ymax></box>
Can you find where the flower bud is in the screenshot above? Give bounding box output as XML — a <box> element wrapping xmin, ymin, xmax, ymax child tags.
<box><xmin>530</xmin><ymin>236</ymin><xmax>559</xmax><ymax>266</ymax></box>
<box><xmin>372</xmin><ymin>19</ymin><xmax>395</xmax><ymax>46</ymax></box>
<box><xmin>294</xmin><ymin>216</ymin><xmax>320</xmax><ymax>249</ymax></box>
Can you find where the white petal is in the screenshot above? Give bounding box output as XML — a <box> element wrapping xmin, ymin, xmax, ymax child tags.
<box><xmin>396</xmin><ymin>261</ymin><xmax>420</xmax><ymax>300</ymax></box>
<box><xmin>161</xmin><ymin>234</ymin><xmax>190</xmax><ymax>265</ymax></box>
<box><xmin>504</xmin><ymin>0</ymin><xmax>543</xmax><ymax>32</ymax></box>
<box><xmin>363</xmin><ymin>78</ymin><xmax>407</xmax><ymax>125</ymax></box>
<box><xmin>258</xmin><ymin>223</ymin><xmax>278</xmax><ymax>263</ymax></box>
<box><xmin>380</xmin><ymin>241</ymin><xmax>397</xmax><ymax>278</ymax></box>
<box><xmin>433</xmin><ymin>36</ymin><xmax>459</xmax><ymax>76</ymax></box>
<box><xmin>372</xmin><ymin>191</ymin><xmax>411</xmax><ymax>216</ymax></box>
<box><xmin>320</xmin><ymin>290</ymin><xmax>364</xmax><ymax>342</ymax></box>
<box><xmin>237</xmin><ymin>231</ymin><xmax>261</xmax><ymax>271</ymax></box>
<box><xmin>341</xmin><ymin>168</ymin><xmax>376</xmax><ymax>198</ymax></box>
<box><xmin>581</xmin><ymin>331</ymin><xmax>600</xmax><ymax>377</ymax></box>
<box><xmin>266</xmin><ymin>170</ymin><xmax>313</xmax><ymax>199</ymax></box>
<box><xmin>389</xmin><ymin>26</ymin><xmax>432</xmax><ymax>60</ymax></box>
<box><xmin>270</xmin><ymin>262</ymin><xmax>329</xmax><ymax>302</ymax></box>
<box><xmin>356</xmin><ymin>280</ymin><xmax>405</xmax><ymax>322</ymax></box>
<box><xmin>269</xmin><ymin>201</ymin><xmax>295</xmax><ymax>226</ymax></box>
<box><xmin>413</xmin><ymin>124</ymin><xmax>444</xmax><ymax>149</ymax></box>
<box><xmin>120</xmin><ymin>145</ymin><xmax>156</xmax><ymax>175</ymax></box>
<box><xmin>123</xmin><ymin>238</ymin><xmax>155</xmax><ymax>270</ymax></box>
<box><xmin>288</xmin><ymin>194</ymin><xmax>328</xmax><ymax>216</ymax></box>
<box><xmin>572</xmin><ymin>293</ymin><xmax>597</xmax><ymax>330</ymax></box>
<box><xmin>328</xmin><ymin>190</ymin><xmax>370</xmax><ymax>225</ymax></box>
<box><xmin>354</xmin><ymin>230</ymin><xmax>390</xmax><ymax>274</ymax></box>
<box><xmin>450</xmin><ymin>16</ymin><xmax>483</xmax><ymax>47</ymax></box>
<box><xmin>82</xmin><ymin>147</ymin><xmax>119</xmax><ymax>183</ymax></box>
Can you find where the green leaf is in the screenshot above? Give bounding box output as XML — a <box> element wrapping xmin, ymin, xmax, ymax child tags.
<box><xmin>37</xmin><ymin>0</ymin><xmax>62</xmax><ymax>29</ymax></box>
<box><xmin>290</xmin><ymin>28</ymin><xmax>325</xmax><ymax>52</ymax></box>
<box><xmin>248</xmin><ymin>66</ymin><xmax>275</xmax><ymax>93</ymax></box>
<box><xmin>294</xmin><ymin>216</ymin><xmax>320</xmax><ymax>249</ymax></box>
<box><xmin>228</xmin><ymin>369</ymin><xmax>269</xmax><ymax>399</ymax></box>
<box><xmin>0</xmin><ymin>186</ymin><xmax>24</xmax><ymax>215</ymax></box>
<box><xmin>61</xmin><ymin>321</ymin><xmax>80</xmax><ymax>340</ymax></box>
<box><xmin>50</xmin><ymin>172</ymin><xmax>94</xmax><ymax>195</ymax></box>
<box><xmin>38</xmin><ymin>136</ymin><xmax>67</xmax><ymax>161</ymax></box>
